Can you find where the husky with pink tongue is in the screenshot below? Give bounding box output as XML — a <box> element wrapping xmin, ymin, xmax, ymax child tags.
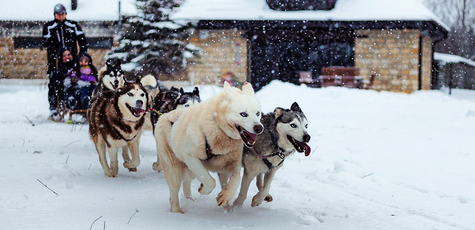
<box><xmin>154</xmin><ymin>82</ymin><xmax>263</xmax><ymax>213</ymax></box>
<box><xmin>87</xmin><ymin>78</ymin><xmax>149</xmax><ymax>177</ymax></box>
<box><xmin>233</xmin><ymin>102</ymin><xmax>311</xmax><ymax>208</ymax></box>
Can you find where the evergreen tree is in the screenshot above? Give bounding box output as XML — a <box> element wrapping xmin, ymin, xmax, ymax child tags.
<box><xmin>107</xmin><ymin>0</ymin><xmax>200</xmax><ymax>78</ymax></box>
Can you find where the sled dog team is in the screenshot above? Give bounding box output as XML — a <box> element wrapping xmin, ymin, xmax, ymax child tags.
<box><xmin>87</xmin><ymin>60</ymin><xmax>312</xmax><ymax>213</ymax></box>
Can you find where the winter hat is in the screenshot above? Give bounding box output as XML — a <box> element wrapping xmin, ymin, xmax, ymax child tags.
<box><xmin>54</xmin><ymin>3</ymin><xmax>67</xmax><ymax>14</ymax></box>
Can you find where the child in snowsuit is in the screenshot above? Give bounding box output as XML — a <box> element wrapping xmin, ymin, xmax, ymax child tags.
<box><xmin>64</xmin><ymin>53</ymin><xmax>98</xmax><ymax>109</ymax></box>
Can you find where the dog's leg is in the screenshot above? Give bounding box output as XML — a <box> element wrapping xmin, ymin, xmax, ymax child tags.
<box><xmin>251</xmin><ymin>169</ymin><xmax>277</xmax><ymax>207</ymax></box>
<box><xmin>162</xmin><ymin>162</ymin><xmax>184</xmax><ymax>213</ymax></box>
<box><xmin>233</xmin><ymin>168</ymin><xmax>256</xmax><ymax>207</ymax></box>
<box><xmin>95</xmin><ymin>137</ymin><xmax>113</xmax><ymax>177</ymax></box>
<box><xmin>255</xmin><ymin>173</ymin><xmax>272</xmax><ymax>201</ymax></box>
<box><xmin>218</xmin><ymin>173</ymin><xmax>229</xmax><ymax>190</ymax></box>
<box><xmin>121</xmin><ymin>146</ymin><xmax>130</xmax><ymax>167</ymax></box>
<box><xmin>182</xmin><ymin>169</ymin><xmax>195</xmax><ymax>201</ymax></box>
<box><xmin>216</xmin><ymin>158</ymin><xmax>241</xmax><ymax>207</ymax></box>
<box><xmin>256</xmin><ymin>173</ymin><xmax>264</xmax><ymax>190</ymax></box>
<box><xmin>124</xmin><ymin>140</ymin><xmax>140</xmax><ymax>172</ymax></box>
<box><xmin>152</xmin><ymin>141</ymin><xmax>162</xmax><ymax>172</ymax></box>
<box><xmin>108</xmin><ymin>146</ymin><xmax>119</xmax><ymax>177</ymax></box>
<box><xmin>181</xmin><ymin>155</ymin><xmax>216</xmax><ymax>195</ymax></box>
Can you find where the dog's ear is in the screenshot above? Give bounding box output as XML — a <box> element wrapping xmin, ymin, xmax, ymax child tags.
<box><xmin>136</xmin><ymin>76</ymin><xmax>142</xmax><ymax>84</ymax></box>
<box><xmin>241</xmin><ymin>82</ymin><xmax>255</xmax><ymax>96</ymax></box>
<box><xmin>290</xmin><ymin>102</ymin><xmax>302</xmax><ymax>113</ymax></box>
<box><xmin>193</xmin><ymin>87</ymin><xmax>199</xmax><ymax>95</ymax></box>
<box><xmin>106</xmin><ymin>59</ymin><xmax>113</xmax><ymax>67</ymax></box>
<box><xmin>179</xmin><ymin>88</ymin><xmax>184</xmax><ymax>94</ymax></box>
<box><xmin>274</xmin><ymin>107</ymin><xmax>283</xmax><ymax>119</ymax></box>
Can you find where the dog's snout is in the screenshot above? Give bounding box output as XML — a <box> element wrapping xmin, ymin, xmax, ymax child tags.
<box><xmin>254</xmin><ymin>124</ymin><xmax>263</xmax><ymax>134</ymax></box>
<box><xmin>303</xmin><ymin>134</ymin><xmax>311</xmax><ymax>142</ymax></box>
<box><xmin>136</xmin><ymin>100</ymin><xmax>144</xmax><ymax>108</ymax></box>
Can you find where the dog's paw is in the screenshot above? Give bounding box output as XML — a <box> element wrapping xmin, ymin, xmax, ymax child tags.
<box><xmin>233</xmin><ymin>198</ymin><xmax>244</xmax><ymax>207</ymax></box>
<box><xmin>198</xmin><ymin>180</ymin><xmax>215</xmax><ymax>195</ymax></box>
<box><xmin>264</xmin><ymin>194</ymin><xmax>273</xmax><ymax>202</ymax></box>
<box><xmin>104</xmin><ymin>169</ymin><xmax>117</xmax><ymax>178</ymax></box>
<box><xmin>128</xmin><ymin>167</ymin><xmax>137</xmax><ymax>172</ymax></box>
<box><xmin>123</xmin><ymin>161</ymin><xmax>138</xmax><ymax>169</ymax></box>
<box><xmin>251</xmin><ymin>194</ymin><xmax>264</xmax><ymax>207</ymax></box>
<box><xmin>152</xmin><ymin>162</ymin><xmax>162</xmax><ymax>172</ymax></box>
<box><xmin>170</xmin><ymin>206</ymin><xmax>185</xmax><ymax>214</ymax></box>
<box><xmin>216</xmin><ymin>191</ymin><xmax>233</xmax><ymax>207</ymax></box>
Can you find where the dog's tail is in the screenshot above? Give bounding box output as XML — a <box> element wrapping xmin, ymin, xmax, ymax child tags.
<box><xmin>153</xmin><ymin>109</ymin><xmax>186</xmax><ymax>172</ymax></box>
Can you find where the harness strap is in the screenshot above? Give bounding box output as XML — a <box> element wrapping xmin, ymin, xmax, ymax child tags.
<box><xmin>262</xmin><ymin>158</ymin><xmax>285</xmax><ymax>170</ymax></box>
<box><xmin>148</xmin><ymin>108</ymin><xmax>163</xmax><ymax>116</ymax></box>
<box><xmin>204</xmin><ymin>138</ymin><xmax>217</xmax><ymax>160</ymax></box>
<box><xmin>113</xmin><ymin>127</ymin><xmax>139</xmax><ymax>142</ymax></box>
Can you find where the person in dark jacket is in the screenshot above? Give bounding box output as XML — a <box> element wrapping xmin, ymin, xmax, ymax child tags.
<box><xmin>42</xmin><ymin>3</ymin><xmax>88</xmax><ymax>114</ymax></box>
<box><xmin>48</xmin><ymin>47</ymin><xmax>75</xmax><ymax>120</ymax></box>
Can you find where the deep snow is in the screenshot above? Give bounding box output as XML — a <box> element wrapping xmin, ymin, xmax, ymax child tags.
<box><xmin>1</xmin><ymin>80</ymin><xmax>474</xmax><ymax>230</ymax></box>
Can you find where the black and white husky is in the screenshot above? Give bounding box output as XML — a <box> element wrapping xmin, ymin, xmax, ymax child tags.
<box><xmin>94</xmin><ymin>59</ymin><xmax>125</xmax><ymax>97</ymax></box>
<box><xmin>233</xmin><ymin>102</ymin><xmax>311</xmax><ymax>207</ymax></box>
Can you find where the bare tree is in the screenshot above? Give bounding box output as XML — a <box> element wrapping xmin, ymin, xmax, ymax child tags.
<box><xmin>424</xmin><ymin>0</ymin><xmax>475</xmax><ymax>89</ymax></box>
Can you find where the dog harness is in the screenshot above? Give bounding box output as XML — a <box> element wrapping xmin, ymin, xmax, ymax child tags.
<box><xmin>112</xmin><ymin>126</ymin><xmax>139</xmax><ymax>142</ymax></box>
<box><xmin>204</xmin><ymin>139</ymin><xmax>217</xmax><ymax>160</ymax></box>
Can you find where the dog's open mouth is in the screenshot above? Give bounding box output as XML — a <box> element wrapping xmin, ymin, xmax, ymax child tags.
<box><xmin>112</xmin><ymin>82</ymin><xmax>119</xmax><ymax>90</ymax></box>
<box><xmin>127</xmin><ymin>104</ymin><xmax>146</xmax><ymax>117</ymax></box>
<box><xmin>236</xmin><ymin>125</ymin><xmax>257</xmax><ymax>148</ymax></box>
<box><xmin>287</xmin><ymin>135</ymin><xmax>311</xmax><ymax>156</ymax></box>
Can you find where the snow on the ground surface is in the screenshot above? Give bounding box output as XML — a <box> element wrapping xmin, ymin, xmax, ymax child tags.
<box><xmin>1</xmin><ymin>80</ymin><xmax>474</xmax><ymax>230</ymax></box>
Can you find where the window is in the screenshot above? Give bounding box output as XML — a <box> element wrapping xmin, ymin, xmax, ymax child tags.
<box><xmin>13</xmin><ymin>36</ymin><xmax>113</xmax><ymax>49</ymax></box>
<box><xmin>14</xmin><ymin>37</ymin><xmax>42</xmax><ymax>49</ymax></box>
<box><xmin>88</xmin><ymin>37</ymin><xmax>113</xmax><ymax>49</ymax></box>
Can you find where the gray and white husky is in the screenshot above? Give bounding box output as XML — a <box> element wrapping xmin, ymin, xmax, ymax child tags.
<box><xmin>233</xmin><ymin>102</ymin><xmax>311</xmax><ymax>207</ymax></box>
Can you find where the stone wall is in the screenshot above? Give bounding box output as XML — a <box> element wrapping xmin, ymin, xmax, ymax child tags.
<box><xmin>186</xmin><ymin>29</ymin><xmax>247</xmax><ymax>85</ymax></box>
<box><xmin>0</xmin><ymin>21</ymin><xmax>117</xmax><ymax>79</ymax></box>
<box><xmin>355</xmin><ymin>29</ymin><xmax>432</xmax><ymax>93</ymax></box>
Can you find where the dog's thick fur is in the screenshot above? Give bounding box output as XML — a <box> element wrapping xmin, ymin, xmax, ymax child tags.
<box><xmin>233</xmin><ymin>102</ymin><xmax>311</xmax><ymax>207</ymax></box>
<box><xmin>87</xmin><ymin>79</ymin><xmax>149</xmax><ymax>177</ymax></box>
<box><xmin>154</xmin><ymin>82</ymin><xmax>263</xmax><ymax>213</ymax></box>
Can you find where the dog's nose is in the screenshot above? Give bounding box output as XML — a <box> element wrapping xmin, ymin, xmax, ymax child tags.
<box><xmin>114</xmin><ymin>80</ymin><xmax>119</xmax><ymax>85</ymax></box>
<box><xmin>136</xmin><ymin>100</ymin><xmax>143</xmax><ymax>108</ymax></box>
<box><xmin>303</xmin><ymin>134</ymin><xmax>311</xmax><ymax>142</ymax></box>
<box><xmin>253</xmin><ymin>124</ymin><xmax>263</xmax><ymax>134</ymax></box>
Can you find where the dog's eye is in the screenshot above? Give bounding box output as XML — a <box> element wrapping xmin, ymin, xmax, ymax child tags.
<box><xmin>185</xmin><ymin>104</ymin><xmax>190</xmax><ymax>107</ymax></box>
<box><xmin>240</xmin><ymin>112</ymin><xmax>248</xmax><ymax>117</ymax></box>
<box><xmin>305</xmin><ymin>124</ymin><xmax>308</xmax><ymax>129</ymax></box>
<box><xmin>127</xmin><ymin>92</ymin><xmax>133</xmax><ymax>97</ymax></box>
<box><xmin>256</xmin><ymin>112</ymin><xmax>261</xmax><ymax>117</ymax></box>
<box><xmin>141</xmin><ymin>93</ymin><xmax>145</xmax><ymax>97</ymax></box>
<box><xmin>290</xmin><ymin>123</ymin><xmax>297</xmax><ymax>128</ymax></box>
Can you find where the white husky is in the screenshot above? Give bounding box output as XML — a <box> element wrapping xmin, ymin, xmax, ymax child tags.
<box><xmin>154</xmin><ymin>82</ymin><xmax>263</xmax><ymax>213</ymax></box>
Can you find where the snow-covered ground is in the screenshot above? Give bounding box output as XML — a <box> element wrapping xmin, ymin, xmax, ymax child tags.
<box><xmin>1</xmin><ymin>80</ymin><xmax>474</xmax><ymax>230</ymax></box>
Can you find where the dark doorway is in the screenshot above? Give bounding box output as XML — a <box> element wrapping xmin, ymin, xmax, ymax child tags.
<box><xmin>249</xmin><ymin>29</ymin><xmax>355</xmax><ymax>90</ymax></box>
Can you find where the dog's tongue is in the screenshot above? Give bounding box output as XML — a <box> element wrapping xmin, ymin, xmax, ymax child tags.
<box><xmin>242</xmin><ymin>129</ymin><xmax>257</xmax><ymax>145</ymax></box>
<box><xmin>304</xmin><ymin>144</ymin><xmax>311</xmax><ymax>156</ymax></box>
<box><xmin>134</xmin><ymin>108</ymin><xmax>146</xmax><ymax>114</ymax></box>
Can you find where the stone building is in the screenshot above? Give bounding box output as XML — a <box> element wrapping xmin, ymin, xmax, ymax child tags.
<box><xmin>0</xmin><ymin>0</ymin><xmax>136</xmax><ymax>80</ymax></box>
<box><xmin>173</xmin><ymin>0</ymin><xmax>449</xmax><ymax>92</ymax></box>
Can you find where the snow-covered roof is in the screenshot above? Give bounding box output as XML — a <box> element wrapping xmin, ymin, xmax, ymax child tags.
<box><xmin>434</xmin><ymin>52</ymin><xmax>475</xmax><ymax>68</ymax></box>
<box><xmin>171</xmin><ymin>0</ymin><xmax>450</xmax><ymax>31</ymax></box>
<box><xmin>0</xmin><ymin>0</ymin><xmax>138</xmax><ymax>22</ymax></box>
